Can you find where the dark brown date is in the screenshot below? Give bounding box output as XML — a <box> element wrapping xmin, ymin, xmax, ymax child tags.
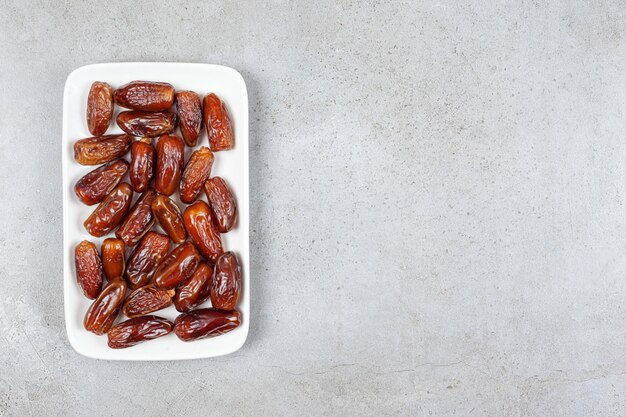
<box><xmin>84</xmin><ymin>279</ymin><xmax>127</xmax><ymax>335</ymax></box>
<box><xmin>74</xmin><ymin>240</ymin><xmax>103</xmax><ymax>299</ymax></box>
<box><xmin>74</xmin><ymin>159</ymin><xmax>128</xmax><ymax>206</ymax></box>
<box><xmin>84</xmin><ymin>183</ymin><xmax>133</xmax><ymax>237</ymax></box>
<box><xmin>176</xmin><ymin>91</ymin><xmax>202</xmax><ymax>146</ymax></box>
<box><xmin>114</xmin><ymin>81</ymin><xmax>175</xmax><ymax>111</ymax></box>
<box><xmin>87</xmin><ymin>82</ymin><xmax>114</xmax><ymax>136</ymax></box>
<box><xmin>174</xmin><ymin>308</ymin><xmax>240</xmax><ymax>341</ymax></box>
<box><xmin>211</xmin><ymin>252</ymin><xmax>241</xmax><ymax>310</ymax></box>
<box><xmin>155</xmin><ymin>135</ymin><xmax>184</xmax><ymax>196</ymax></box>
<box><xmin>125</xmin><ymin>232</ymin><xmax>170</xmax><ymax>290</ymax></box>
<box><xmin>117</xmin><ymin>111</ymin><xmax>177</xmax><ymax>137</ymax></box>
<box><xmin>74</xmin><ymin>134</ymin><xmax>132</xmax><ymax>165</ymax></box>
<box><xmin>174</xmin><ymin>262</ymin><xmax>213</xmax><ymax>312</ymax></box>
<box><xmin>180</xmin><ymin>147</ymin><xmax>214</xmax><ymax>204</ymax></box>
<box><xmin>153</xmin><ymin>242</ymin><xmax>200</xmax><ymax>290</ymax></box>
<box><xmin>183</xmin><ymin>201</ymin><xmax>223</xmax><ymax>263</ymax></box>
<box><xmin>204</xmin><ymin>176</ymin><xmax>237</xmax><ymax>233</ymax></box>
<box><xmin>101</xmin><ymin>238</ymin><xmax>125</xmax><ymax>281</ymax></box>
<box><xmin>115</xmin><ymin>189</ymin><xmax>156</xmax><ymax>246</ymax></box>
<box><xmin>129</xmin><ymin>138</ymin><xmax>155</xmax><ymax>193</ymax></box>
<box><xmin>151</xmin><ymin>194</ymin><xmax>186</xmax><ymax>244</ymax></box>
<box><xmin>203</xmin><ymin>93</ymin><xmax>234</xmax><ymax>151</ymax></box>
<box><xmin>122</xmin><ymin>285</ymin><xmax>175</xmax><ymax>318</ymax></box>
<box><xmin>107</xmin><ymin>315</ymin><xmax>174</xmax><ymax>349</ymax></box>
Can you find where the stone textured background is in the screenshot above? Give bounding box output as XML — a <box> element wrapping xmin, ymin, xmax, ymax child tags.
<box><xmin>1</xmin><ymin>1</ymin><xmax>626</xmax><ymax>416</ymax></box>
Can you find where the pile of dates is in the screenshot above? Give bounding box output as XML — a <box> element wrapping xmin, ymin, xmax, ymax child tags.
<box><xmin>73</xmin><ymin>81</ymin><xmax>241</xmax><ymax>349</ymax></box>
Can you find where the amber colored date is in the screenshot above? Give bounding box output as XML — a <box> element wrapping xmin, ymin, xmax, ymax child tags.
<box><xmin>74</xmin><ymin>240</ymin><xmax>103</xmax><ymax>299</ymax></box>
<box><xmin>122</xmin><ymin>285</ymin><xmax>175</xmax><ymax>318</ymax></box>
<box><xmin>151</xmin><ymin>194</ymin><xmax>186</xmax><ymax>244</ymax></box>
<box><xmin>174</xmin><ymin>262</ymin><xmax>213</xmax><ymax>312</ymax></box>
<box><xmin>183</xmin><ymin>201</ymin><xmax>223</xmax><ymax>263</ymax></box>
<box><xmin>117</xmin><ymin>111</ymin><xmax>177</xmax><ymax>137</ymax></box>
<box><xmin>107</xmin><ymin>315</ymin><xmax>174</xmax><ymax>349</ymax></box>
<box><xmin>125</xmin><ymin>232</ymin><xmax>170</xmax><ymax>290</ymax></box>
<box><xmin>129</xmin><ymin>138</ymin><xmax>155</xmax><ymax>193</ymax></box>
<box><xmin>203</xmin><ymin>93</ymin><xmax>234</xmax><ymax>151</ymax></box>
<box><xmin>155</xmin><ymin>135</ymin><xmax>184</xmax><ymax>196</ymax></box>
<box><xmin>74</xmin><ymin>134</ymin><xmax>132</xmax><ymax>165</ymax></box>
<box><xmin>176</xmin><ymin>91</ymin><xmax>202</xmax><ymax>146</ymax></box>
<box><xmin>153</xmin><ymin>242</ymin><xmax>200</xmax><ymax>290</ymax></box>
<box><xmin>115</xmin><ymin>189</ymin><xmax>156</xmax><ymax>246</ymax></box>
<box><xmin>179</xmin><ymin>147</ymin><xmax>214</xmax><ymax>204</ymax></box>
<box><xmin>87</xmin><ymin>82</ymin><xmax>114</xmax><ymax>136</ymax></box>
<box><xmin>211</xmin><ymin>252</ymin><xmax>241</xmax><ymax>310</ymax></box>
<box><xmin>114</xmin><ymin>81</ymin><xmax>175</xmax><ymax>111</ymax></box>
<box><xmin>84</xmin><ymin>183</ymin><xmax>133</xmax><ymax>237</ymax></box>
<box><xmin>74</xmin><ymin>159</ymin><xmax>128</xmax><ymax>206</ymax></box>
<box><xmin>204</xmin><ymin>176</ymin><xmax>237</xmax><ymax>233</ymax></box>
<box><xmin>101</xmin><ymin>238</ymin><xmax>125</xmax><ymax>281</ymax></box>
<box><xmin>174</xmin><ymin>308</ymin><xmax>240</xmax><ymax>341</ymax></box>
<box><xmin>84</xmin><ymin>279</ymin><xmax>127</xmax><ymax>335</ymax></box>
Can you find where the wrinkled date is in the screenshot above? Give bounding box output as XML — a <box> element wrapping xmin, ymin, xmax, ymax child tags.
<box><xmin>183</xmin><ymin>201</ymin><xmax>223</xmax><ymax>263</ymax></box>
<box><xmin>117</xmin><ymin>111</ymin><xmax>177</xmax><ymax>137</ymax></box>
<box><xmin>180</xmin><ymin>147</ymin><xmax>214</xmax><ymax>204</ymax></box>
<box><xmin>84</xmin><ymin>183</ymin><xmax>133</xmax><ymax>237</ymax></box>
<box><xmin>155</xmin><ymin>135</ymin><xmax>184</xmax><ymax>196</ymax></box>
<box><xmin>153</xmin><ymin>242</ymin><xmax>200</xmax><ymax>290</ymax></box>
<box><xmin>84</xmin><ymin>279</ymin><xmax>127</xmax><ymax>335</ymax></box>
<box><xmin>87</xmin><ymin>81</ymin><xmax>114</xmax><ymax>136</ymax></box>
<box><xmin>101</xmin><ymin>238</ymin><xmax>125</xmax><ymax>281</ymax></box>
<box><xmin>116</xmin><ymin>189</ymin><xmax>156</xmax><ymax>246</ymax></box>
<box><xmin>125</xmin><ymin>232</ymin><xmax>170</xmax><ymax>290</ymax></box>
<box><xmin>129</xmin><ymin>138</ymin><xmax>155</xmax><ymax>193</ymax></box>
<box><xmin>74</xmin><ymin>159</ymin><xmax>128</xmax><ymax>205</ymax></box>
<box><xmin>204</xmin><ymin>176</ymin><xmax>237</xmax><ymax>233</ymax></box>
<box><xmin>176</xmin><ymin>91</ymin><xmax>202</xmax><ymax>146</ymax></box>
<box><xmin>174</xmin><ymin>262</ymin><xmax>213</xmax><ymax>312</ymax></box>
<box><xmin>107</xmin><ymin>315</ymin><xmax>174</xmax><ymax>349</ymax></box>
<box><xmin>114</xmin><ymin>81</ymin><xmax>175</xmax><ymax>111</ymax></box>
<box><xmin>151</xmin><ymin>194</ymin><xmax>186</xmax><ymax>244</ymax></box>
<box><xmin>211</xmin><ymin>252</ymin><xmax>241</xmax><ymax>310</ymax></box>
<box><xmin>174</xmin><ymin>308</ymin><xmax>240</xmax><ymax>341</ymax></box>
<box><xmin>74</xmin><ymin>134</ymin><xmax>132</xmax><ymax>165</ymax></box>
<box><xmin>122</xmin><ymin>285</ymin><xmax>175</xmax><ymax>318</ymax></box>
<box><xmin>203</xmin><ymin>93</ymin><xmax>234</xmax><ymax>151</ymax></box>
<box><xmin>74</xmin><ymin>240</ymin><xmax>103</xmax><ymax>299</ymax></box>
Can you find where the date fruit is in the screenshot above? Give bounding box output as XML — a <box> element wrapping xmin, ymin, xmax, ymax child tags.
<box><xmin>117</xmin><ymin>111</ymin><xmax>177</xmax><ymax>137</ymax></box>
<box><xmin>204</xmin><ymin>176</ymin><xmax>237</xmax><ymax>232</ymax></box>
<box><xmin>116</xmin><ymin>189</ymin><xmax>156</xmax><ymax>246</ymax></box>
<box><xmin>125</xmin><ymin>232</ymin><xmax>170</xmax><ymax>289</ymax></box>
<box><xmin>84</xmin><ymin>279</ymin><xmax>127</xmax><ymax>335</ymax></box>
<box><xmin>203</xmin><ymin>93</ymin><xmax>234</xmax><ymax>151</ymax></box>
<box><xmin>174</xmin><ymin>262</ymin><xmax>213</xmax><ymax>312</ymax></box>
<box><xmin>114</xmin><ymin>81</ymin><xmax>175</xmax><ymax>111</ymax></box>
<box><xmin>107</xmin><ymin>316</ymin><xmax>174</xmax><ymax>349</ymax></box>
<box><xmin>101</xmin><ymin>238</ymin><xmax>125</xmax><ymax>281</ymax></box>
<box><xmin>84</xmin><ymin>183</ymin><xmax>133</xmax><ymax>237</ymax></box>
<box><xmin>183</xmin><ymin>201</ymin><xmax>223</xmax><ymax>263</ymax></box>
<box><xmin>74</xmin><ymin>240</ymin><xmax>103</xmax><ymax>299</ymax></box>
<box><xmin>153</xmin><ymin>242</ymin><xmax>200</xmax><ymax>290</ymax></box>
<box><xmin>211</xmin><ymin>252</ymin><xmax>241</xmax><ymax>310</ymax></box>
<box><xmin>87</xmin><ymin>82</ymin><xmax>114</xmax><ymax>136</ymax></box>
<box><xmin>74</xmin><ymin>134</ymin><xmax>132</xmax><ymax>165</ymax></box>
<box><xmin>180</xmin><ymin>147</ymin><xmax>214</xmax><ymax>203</ymax></box>
<box><xmin>129</xmin><ymin>137</ymin><xmax>155</xmax><ymax>193</ymax></box>
<box><xmin>122</xmin><ymin>285</ymin><xmax>175</xmax><ymax>318</ymax></box>
<box><xmin>74</xmin><ymin>159</ymin><xmax>128</xmax><ymax>205</ymax></box>
<box><xmin>176</xmin><ymin>91</ymin><xmax>202</xmax><ymax>146</ymax></box>
<box><xmin>174</xmin><ymin>308</ymin><xmax>240</xmax><ymax>341</ymax></box>
<box><xmin>151</xmin><ymin>194</ymin><xmax>186</xmax><ymax>244</ymax></box>
<box><xmin>155</xmin><ymin>135</ymin><xmax>184</xmax><ymax>196</ymax></box>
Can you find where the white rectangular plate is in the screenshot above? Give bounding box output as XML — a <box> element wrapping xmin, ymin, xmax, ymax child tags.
<box><xmin>63</xmin><ymin>63</ymin><xmax>249</xmax><ymax>360</ymax></box>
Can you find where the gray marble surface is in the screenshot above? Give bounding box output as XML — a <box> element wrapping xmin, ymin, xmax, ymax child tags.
<box><xmin>1</xmin><ymin>1</ymin><xmax>626</xmax><ymax>416</ymax></box>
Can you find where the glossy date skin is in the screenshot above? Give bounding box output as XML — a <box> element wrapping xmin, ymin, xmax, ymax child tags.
<box><xmin>84</xmin><ymin>183</ymin><xmax>133</xmax><ymax>237</ymax></box>
<box><xmin>116</xmin><ymin>189</ymin><xmax>156</xmax><ymax>246</ymax></box>
<box><xmin>204</xmin><ymin>176</ymin><xmax>237</xmax><ymax>233</ymax></box>
<box><xmin>117</xmin><ymin>111</ymin><xmax>177</xmax><ymax>138</ymax></box>
<box><xmin>180</xmin><ymin>147</ymin><xmax>214</xmax><ymax>204</ymax></box>
<box><xmin>74</xmin><ymin>134</ymin><xmax>132</xmax><ymax>165</ymax></box>
<box><xmin>107</xmin><ymin>316</ymin><xmax>173</xmax><ymax>349</ymax></box>
<box><xmin>153</xmin><ymin>242</ymin><xmax>200</xmax><ymax>290</ymax></box>
<box><xmin>101</xmin><ymin>238</ymin><xmax>125</xmax><ymax>281</ymax></box>
<box><xmin>211</xmin><ymin>252</ymin><xmax>241</xmax><ymax>310</ymax></box>
<box><xmin>125</xmin><ymin>232</ymin><xmax>170</xmax><ymax>290</ymax></box>
<box><xmin>87</xmin><ymin>82</ymin><xmax>114</xmax><ymax>136</ymax></box>
<box><xmin>155</xmin><ymin>135</ymin><xmax>184</xmax><ymax>196</ymax></box>
<box><xmin>174</xmin><ymin>262</ymin><xmax>213</xmax><ymax>312</ymax></box>
<box><xmin>203</xmin><ymin>93</ymin><xmax>234</xmax><ymax>151</ymax></box>
<box><xmin>174</xmin><ymin>308</ymin><xmax>240</xmax><ymax>341</ymax></box>
<box><xmin>122</xmin><ymin>285</ymin><xmax>175</xmax><ymax>318</ymax></box>
<box><xmin>84</xmin><ymin>279</ymin><xmax>127</xmax><ymax>335</ymax></box>
<box><xmin>74</xmin><ymin>240</ymin><xmax>103</xmax><ymax>299</ymax></box>
<box><xmin>114</xmin><ymin>81</ymin><xmax>175</xmax><ymax>111</ymax></box>
<box><xmin>74</xmin><ymin>159</ymin><xmax>128</xmax><ymax>206</ymax></box>
<box><xmin>129</xmin><ymin>138</ymin><xmax>155</xmax><ymax>193</ymax></box>
<box><xmin>183</xmin><ymin>201</ymin><xmax>223</xmax><ymax>263</ymax></box>
<box><xmin>176</xmin><ymin>91</ymin><xmax>202</xmax><ymax>146</ymax></box>
<box><xmin>151</xmin><ymin>194</ymin><xmax>186</xmax><ymax>244</ymax></box>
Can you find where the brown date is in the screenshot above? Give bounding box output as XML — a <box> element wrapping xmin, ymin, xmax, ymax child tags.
<box><xmin>84</xmin><ymin>183</ymin><xmax>133</xmax><ymax>237</ymax></box>
<box><xmin>101</xmin><ymin>238</ymin><xmax>125</xmax><ymax>281</ymax></box>
<box><xmin>74</xmin><ymin>159</ymin><xmax>128</xmax><ymax>205</ymax></box>
<box><xmin>122</xmin><ymin>285</ymin><xmax>175</xmax><ymax>318</ymax></box>
<box><xmin>155</xmin><ymin>135</ymin><xmax>184</xmax><ymax>196</ymax></box>
<box><xmin>125</xmin><ymin>232</ymin><xmax>170</xmax><ymax>289</ymax></box>
<box><xmin>183</xmin><ymin>201</ymin><xmax>223</xmax><ymax>263</ymax></box>
<box><xmin>116</xmin><ymin>111</ymin><xmax>177</xmax><ymax>138</ymax></box>
<box><xmin>211</xmin><ymin>252</ymin><xmax>241</xmax><ymax>310</ymax></box>
<box><xmin>174</xmin><ymin>308</ymin><xmax>240</xmax><ymax>341</ymax></box>
<box><xmin>176</xmin><ymin>91</ymin><xmax>202</xmax><ymax>146</ymax></box>
<box><xmin>174</xmin><ymin>262</ymin><xmax>213</xmax><ymax>312</ymax></box>
<box><xmin>180</xmin><ymin>147</ymin><xmax>214</xmax><ymax>204</ymax></box>
<box><xmin>74</xmin><ymin>240</ymin><xmax>103</xmax><ymax>299</ymax></box>
<box><xmin>204</xmin><ymin>176</ymin><xmax>237</xmax><ymax>233</ymax></box>
<box><xmin>116</xmin><ymin>189</ymin><xmax>156</xmax><ymax>246</ymax></box>
<box><xmin>153</xmin><ymin>242</ymin><xmax>200</xmax><ymax>290</ymax></box>
<box><xmin>84</xmin><ymin>279</ymin><xmax>127</xmax><ymax>335</ymax></box>
<box><xmin>151</xmin><ymin>194</ymin><xmax>186</xmax><ymax>244</ymax></box>
<box><xmin>114</xmin><ymin>81</ymin><xmax>174</xmax><ymax>111</ymax></box>
<box><xmin>87</xmin><ymin>81</ymin><xmax>114</xmax><ymax>136</ymax></box>
<box><xmin>203</xmin><ymin>93</ymin><xmax>234</xmax><ymax>151</ymax></box>
<box><xmin>74</xmin><ymin>134</ymin><xmax>132</xmax><ymax>165</ymax></box>
<box><xmin>107</xmin><ymin>316</ymin><xmax>174</xmax><ymax>349</ymax></box>
<box><xmin>129</xmin><ymin>138</ymin><xmax>155</xmax><ymax>193</ymax></box>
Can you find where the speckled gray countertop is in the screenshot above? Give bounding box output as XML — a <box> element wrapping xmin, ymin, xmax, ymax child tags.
<box><xmin>1</xmin><ymin>1</ymin><xmax>626</xmax><ymax>416</ymax></box>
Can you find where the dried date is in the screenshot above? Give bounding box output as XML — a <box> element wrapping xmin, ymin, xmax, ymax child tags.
<box><xmin>116</xmin><ymin>189</ymin><xmax>156</xmax><ymax>246</ymax></box>
<box><xmin>211</xmin><ymin>252</ymin><xmax>241</xmax><ymax>310</ymax></box>
<box><xmin>153</xmin><ymin>242</ymin><xmax>200</xmax><ymax>290</ymax></box>
<box><xmin>204</xmin><ymin>176</ymin><xmax>237</xmax><ymax>232</ymax></box>
<box><xmin>107</xmin><ymin>315</ymin><xmax>173</xmax><ymax>349</ymax></box>
<box><xmin>183</xmin><ymin>201</ymin><xmax>223</xmax><ymax>263</ymax></box>
<box><xmin>114</xmin><ymin>81</ymin><xmax>174</xmax><ymax>111</ymax></box>
<box><xmin>74</xmin><ymin>159</ymin><xmax>128</xmax><ymax>206</ymax></box>
<box><xmin>84</xmin><ymin>183</ymin><xmax>133</xmax><ymax>237</ymax></box>
<box><xmin>203</xmin><ymin>93</ymin><xmax>234</xmax><ymax>151</ymax></box>
<box><xmin>122</xmin><ymin>285</ymin><xmax>175</xmax><ymax>318</ymax></box>
<box><xmin>176</xmin><ymin>91</ymin><xmax>202</xmax><ymax>146</ymax></box>
<box><xmin>125</xmin><ymin>231</ymin><xmax>170</xmax><ymax>290</ymax></box>
<box><xmin>129</xmin><ymin>138</ymin><xmax>155</xmax><ymax>193</ymax></box>
<box><xmin>74</xmin><ymin>134</ymin><xmax>132</xmax><ymax>165</ymax></box>
<box><xmin>151</xmin><ymin>194</ymin><xmax>186</xmax><ymax>244</ymax></box>
<box><xmin>74</xmin><ymin>240</ymin><xmax>103</xmax><ymax>299</ymax></box>
<box><xmin>117</xmin><ymin>111</ymin><xmax>177</xmax><ymax>137</ymax></box>
<box><xmin>174</xmin><ymin>308</ymin><xmax>240</xmax><ymax>341</ymax></box>
<box><xmin>84</xmin><ymin>279</ymin><xmax>127</xmax><ymax>335</ymax></box>
<box><xmin>180</xmin><ymin>147</ymin><xmax>214</xmax><ymax>204</ymax></box>
<box><xmin>174</xmin><ymin>262</ymin><xmax>213</xmax><ymax>312</ymax></box>
<box><xmin>101</xmin><ymin>238</ymin><xmax>125</xmax><ymax>281</ymax></box>
<box><xmin>87</xmin><ymin>81</ymin><xmax>114</xmax><ymax>136</ymax></box>
<box><xmin>155</xmin><ymin>135</ymin><xmax>184</xmax><ymax>196</ymax></box>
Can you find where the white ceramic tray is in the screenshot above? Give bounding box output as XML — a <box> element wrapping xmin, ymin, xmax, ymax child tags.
<box><xmin>62</xmin><ymin>63</ymin><xmax>249</xmax><ymax>360</ymax></box>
